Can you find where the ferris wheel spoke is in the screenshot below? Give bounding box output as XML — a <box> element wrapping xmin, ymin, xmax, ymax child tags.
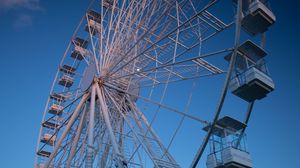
<box><xmin>162</xmin><ymin>78</ymin><xmax>197</xmax><ymax>159</ymax></box>
<box><xmin>100</xmin><ymin>0</ymin><xmax>159</xmax><ymax>72</ymax></box>
<box><xmin>142</xmin><ymin>53</ymin><xmax>186</xmax><ymax>79</ymax></box>
<box><xmin>108</xmin><ymin>0</ymin><xmax>220</xmax><ymax>77</ymax></box>
<box><xmin>86</xmin><ymin>15</ymin><xmax>101</xmax><ymax>75</ymax></box>
<box><xmin>66</xmin><ymin>102</ymin><xmax>88</xmax><ymax>167</ymax></box>
<box><xmin>108</xmin><ymin>48</ymin><xmax>231</xmax><ymax>84</ymax></box>
<box><xmin>127</xmin><ymin>99</ymin><xmax>178</xmax><ymax>163</ymax></box>
<box><xmin>140</xmin><ymin>19</ymin><xmax>232</xmax><ymax>69</ymax></box>
<box><xmin>107</xmin><ymin>2</ymin><xmax>176</xmax><ymax>75</ymax></box>
<box><xmin>112</xmin><ymin>18</ymin><xmax>233</xmax><ymax>79</ymax></box>
<box><xmin>138</xmin><ymin>71</ymin><xmax>226</xmax><ymax>90</ymax></box>
<box><xmin>102</xmin><ymin>0</ymin><xmax>147</xmax><ymax>68</ymax></box>
<box><xmin>104</xmin><ymin>82</ymin><xmax>209</xmax><ymax>125</ymax></box>
<box><xmin>104</xmin><ymin>86</ymin><xmax>163</xmax><ymax>167</ymax></box>
<box><xmin>53</xmin><ymin>107</ymin><xmax>87</xmax><ymax>166</ymax></box>
<box><xmin>102</xmin><ymin>1</ymin><xmax>135</xmax><ymax>67</ymax></box>
<box><xmin>104</xmin><ymin>10</ymin><xmax>173</xmax><ymax>75</ymax></box>
<box><xmin>55</xmin><ymin>139</ymin><xmax>74</xmax><ymax>165</ymax></box>
<box><xmin>109</xmin><ymin>33</ymin><xmax>210</xmax><ymax>83</ymax></box>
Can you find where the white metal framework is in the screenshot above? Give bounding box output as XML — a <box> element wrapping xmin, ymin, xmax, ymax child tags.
<box><xmin>35</xmin><ymin>0</ymin><xmax>275</xmax><ymax>167</ymax></box>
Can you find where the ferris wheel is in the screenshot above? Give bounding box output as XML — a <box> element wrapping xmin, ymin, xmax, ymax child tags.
<box><xmin>35</xmin><ymin>0</ymin><xmax>276</xmax><ymax>167</ymax></box>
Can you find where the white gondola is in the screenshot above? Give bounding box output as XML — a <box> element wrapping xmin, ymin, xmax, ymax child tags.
<box><xmin>241</xmin><ymin>0</ymin><xmax>276</xmax><ymax>35</ymax></box>
<box><xmin>230</xmin><ymin>66</ymin><xmax>274</xmax><ymax>102</ymax></box>
<box><xmin>41</xmin><ymin>133</ymin><xmax>56</xmax><ymax>146</ymax></box>
<box><xmin>226</xmin><ymin>40</ymin><xmax>274</xmax><ymax>102</ymax></box>
<box><xmin>48</xmin><ymin>104</ymin><xmax>63</xmax><ymax>115</ymax></box>
<box><xmin>222</xmin><ymin>147</ymin><xmax>252</xmax><ymax>168</ymax></box>
<box><xmin>58</xmin><ymin>74</ymin><xmax>74</xmax><ymax>88</ymax></box>
<box><xmin>204</xmin><ymin>116</ymin><xmax>252</xmax><ymax>168</ymax></box>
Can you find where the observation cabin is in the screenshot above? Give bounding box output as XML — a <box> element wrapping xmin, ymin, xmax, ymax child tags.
<box><xmin>226</xmin><ymin>40</ymin><xmax>274</xmax><ymax>102</ymax></box>
<box><xmin>37</xmin><ymin>150</ymin><xmax>51</xmax><ymax>158</ymax></box>
<box><xmin>58</xmin><ymin>74</ymin><xmax>74</xmax><ymax>88</ymax></box>
<box><xmin>71</xmin><ymin>37</ymin><xmax>89</xmax><ymax>61</ymax></box>
<box><xmin>236</xmin><ymin>0</ymin><xmax>276</xmax><ymax>36</ymax></box>
<box><xmin>59</xmin><ymin>62</ymin><xmax>77</xmax><ymax>89</ymax></box>
<box><xmin>103</xmin><ymin>0</ymin><xmax>115</xmax><ymax>9</ymax></box>
<box><xmin>50</xmin><ymin>93</ymin><xmax>68</xmax><ymax>102</ymax></box>
<box><xmin>85</xmin><ymin>10</ymin><xmax>102</xmax><ymax>35</ymax></box>
<box><xmin>48</xmin><ymin>104</ymin><xmax>63</xmax><ymax>115</ymax></box>
<box><xmin>42</xmin><ymin>120</ymin><xmax>60</xmax><ymax>130</ymax></box>
<box><xmin>40</xmin><ymin>133</ymin><xmax>56</xmax><ymax>146</ymax></box>
<box><xmin>204</xmin><ymin>116</ymin><xmax>252</xmax><ymax>168</ymax></box>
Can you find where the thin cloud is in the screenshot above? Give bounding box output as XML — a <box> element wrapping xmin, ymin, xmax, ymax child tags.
<box><xmin>13</xmin><ymin>14</ymin><xmax>33</xmax><ymax>28</ymax></box>
<box><xmin>0</xmin><ymin>0</ymin><xmax>43</xmax><ymax>29</ymax></box>
<box><xmin>0</xmin><ymin>0</ymin><xmax>41</xmax><ymax>11</ymax></box>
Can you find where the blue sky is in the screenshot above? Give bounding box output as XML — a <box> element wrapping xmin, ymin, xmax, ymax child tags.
<box><xmin>0</xmin><ymin>0</ymin><xmax>299</xmax><ymax>167</ymax></box>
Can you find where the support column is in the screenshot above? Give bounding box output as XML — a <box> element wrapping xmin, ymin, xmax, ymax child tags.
<box><xmin>86</xmin><ymin>84</ymin><xmax>96</xmax><ymax>168</ymax></box>
<box><xmin>95</xmin><ymin>84</ymin><xmax>126</xmax><ymax>167</ymax></box>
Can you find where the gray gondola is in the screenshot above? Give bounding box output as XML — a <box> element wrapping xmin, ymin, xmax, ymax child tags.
<box><xmin>37</xmin><ymin>150</ymin><xmax>51</xmax><ymax>158</ymax></box>
<box><xmin>42</xmin><ymin>120</ymin><xmax>60</xmax><ymax>130</ymax></box>
<box><xmin>85</xmin><ymin>22</ymin><xmax>101</xmax><ymax>35</ymax></box>
<box><xmin>60</xmin><ymin>64</ymin><xmax>76</xmax><ymax>75</ymax></box>
<box><xmin>50</xmin><ymin>93</ymin><xmax>68</xmax><ymax>102</ymax></box>
<box><xmin>72</xmin><ymin>37</ymin><xmax>88</xmax><ymax>48</ymax></box>
<box><xmin>103</xmin><ymin>0</ymin><xmax>114</xmax><ymax>9</ymax></box>
<box><xmin>85</xmin><ymin>10</ymin><xmax>102</xmax><ymax>35</ymax></box>
<box><xmin>71</xmin><ymin>45</ymin><xmax>89</xmax><ymax>61</ymax></box>
<box><xmin>204</xmin><ymin>116</ymin><xmax>252</xmax><ymax>168</ymax></box>
<box><xmin>241</xmin><ymin>0</ymin><xmax>276</xmax><ymax>35</ymax></box>
<box><xmin>71</xmin><ymin>50</ymin><xmax>84</xmax><ymax>61</ymax></box>
<box><xmin>225</xmin><ymin>40</ymin><xmax>274</xmax><ymax>102</ymax></box>
<box><xmin>58</xmin><ymin>74</ymin><xmax>74</xmax><ymax>88</ymax></box>
<box><xmin>87</xmin><ymin>10</ymin><xmax>101</xmax><ymax>23</ymax></box>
